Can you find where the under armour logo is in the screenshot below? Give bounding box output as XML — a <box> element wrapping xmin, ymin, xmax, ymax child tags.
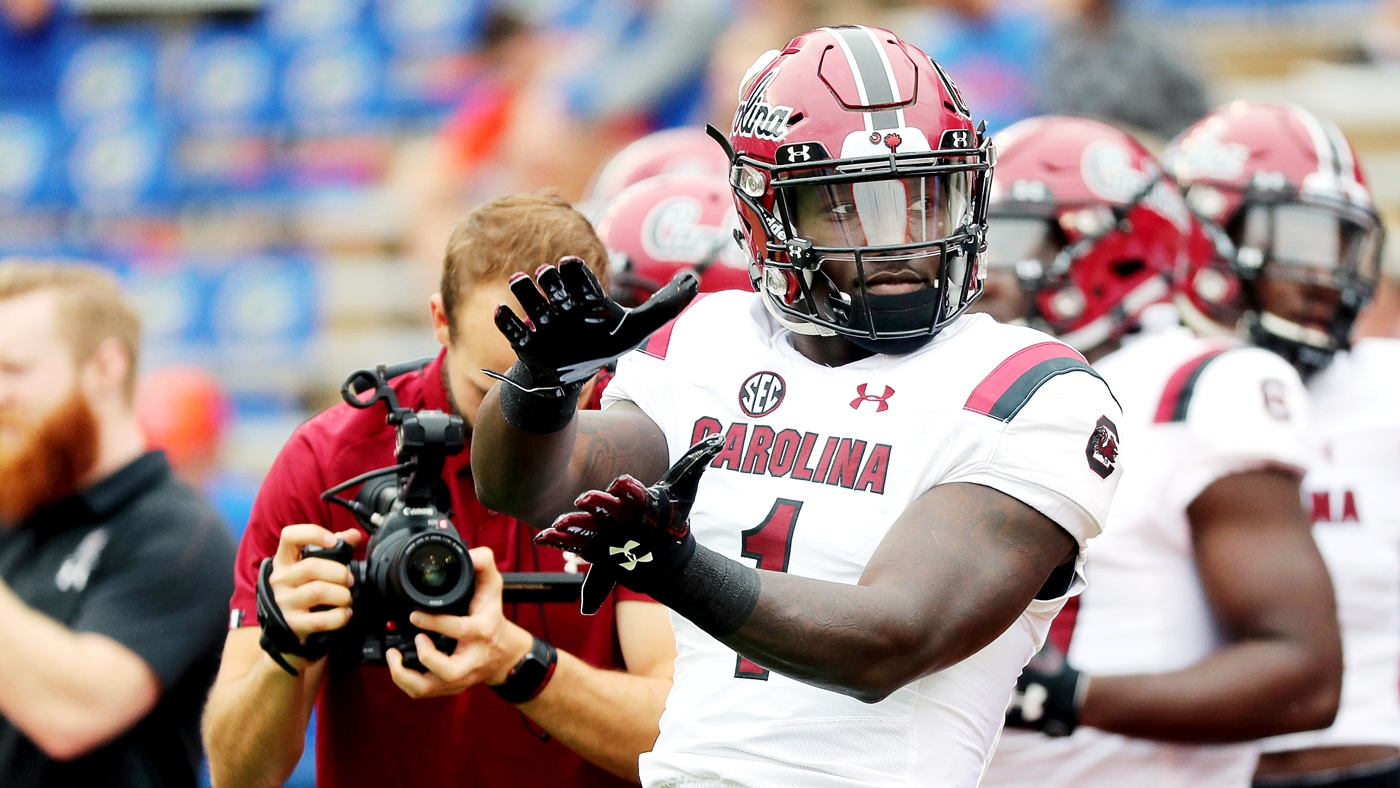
<box><xmin>609</xmin><ymin>540</ymin><xmax>653</xmax><ymax>571</ymax></box>
<box><xmin>786</xmin><ymin>145</ymin><xmax>811</xmax><ymax>163</ymax></box>
<box><xmin>55</xmin><ymin>528</ymin><xmax>108</xmax><ymax>593</ymax></box>
<box><xmin>941</xmin><ymin>129</ymin><xmax>971</xmax><ymax>149</ymax></box>
<box><xmin>850</xmin><ymin>384</ymin><xmax>895</xmax><ymax>412</ymax></box>
<box><xmin>1010</xmin><ymin>681</ymin><xmax>1049</xmax><ymax>722</ymax></box>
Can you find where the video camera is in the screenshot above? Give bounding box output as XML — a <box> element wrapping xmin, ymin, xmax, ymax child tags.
<box><xmin>303</xmin><ymin>360</ymin><xmax>582</xmax><ymax>672</ymax></box>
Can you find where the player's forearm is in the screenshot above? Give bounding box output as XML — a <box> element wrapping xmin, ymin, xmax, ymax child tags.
<box><xmin>474</xmin><ymin>395</ymin><xmax>670</xmax><ymax>527</ymax></box>
<box><xmin>712</xmin><ymin>569</ymin><xmax>944</xmax><ymax>704</ymax></box>
<box><xmin>1079</xmin><ymin>638</ymin><xmax>1340</xmax><ymax>743</ymax></box>
<box><xmin>472</xmin><ymin>386</ymin><xmax>584</xmax><ymax>526</ymax></box>
<box><xmin>204</xmin><ymin>651</ymin><xmax>322</xmax><ymax>788</ymax></box>
<box><xmin>517</xmin><ymin>650</ymin><xmax>670</xmax><ymax>782</ymax></box>
<box><xmin>0</xmin><ymin>583</ymin><xmax>155</xmax><ymax>759</ymax></box>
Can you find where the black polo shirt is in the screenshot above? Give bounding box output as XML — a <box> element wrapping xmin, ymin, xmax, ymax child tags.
<box><xmin>0</xmin><ymin>451</ymin><xmax>236</xmax><ymax>788</ymax></box>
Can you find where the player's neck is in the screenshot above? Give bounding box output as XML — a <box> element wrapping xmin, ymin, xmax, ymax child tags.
<box><xmin>791</xmin><ymin>333</ymin><xmax>877</xmax><ymax>367</ymax></box>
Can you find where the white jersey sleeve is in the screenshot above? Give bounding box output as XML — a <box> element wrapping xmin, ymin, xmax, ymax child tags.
<box><xmin>943</xmin><ymin>353</ymin><xmax>1125</xmax><ymax>553</ymax></box>
<box><xmin>1166</xmin><ymin>346</ymin><xmax>1310</xmax><ymax>512</ymax></box>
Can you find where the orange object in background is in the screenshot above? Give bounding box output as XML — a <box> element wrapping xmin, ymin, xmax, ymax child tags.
<box><xmin>135</xmin><ymin>366</ymin><xmax>230</xmax><ymax>485</ymax></box>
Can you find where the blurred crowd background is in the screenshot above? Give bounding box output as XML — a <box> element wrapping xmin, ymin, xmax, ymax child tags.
<box><xmin>1</xmin><ymin>0</ymin><xmax>1398</xmax><ymax>781</ymax></box>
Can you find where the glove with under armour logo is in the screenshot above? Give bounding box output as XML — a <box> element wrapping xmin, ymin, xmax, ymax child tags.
<box><xmin>489</xmin><ymin>257</ymin><xmax>698</xmax><ymax>433</ymax></box>
<box><xmin>1005</xmin><ymin>641</ymin><xmax>1088</xmax><ymax>737</ymax></box>
<box><xmin>537</xmin><ymin>435</ymin><xmax>723</xmax><ymax>615</ymax></box>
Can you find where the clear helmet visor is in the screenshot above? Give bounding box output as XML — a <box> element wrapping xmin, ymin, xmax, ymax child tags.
<box><xmin>786</xmin><ymin>173</ymin><xmax>972</xmax><ymax>256</ymax></box>
<box><xmin>1239</xmin><ymin>202</ymin><xmax>1383</xmax><ymax>287</ymax></box>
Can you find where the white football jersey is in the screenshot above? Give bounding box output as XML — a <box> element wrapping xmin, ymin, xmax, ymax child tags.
<box><xmin>1262</xmin><ymin>338</ymin><xmax>1400</xmax><ymax>753</ymax></box>
<box><xmin>602</xmin><ymin>292</ymin><xmax>1123</xmax><ymax>788</ymax></box>
<box><xmin>982</xmin><ymin>323</ymin><xmax>1310</xmax><ymax>788</ymax></box>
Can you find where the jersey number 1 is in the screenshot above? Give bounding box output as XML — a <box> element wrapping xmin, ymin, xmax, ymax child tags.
<box><xmin>735</xmin><ymin>498</ymin><xmax>802</xmax><ymax>680</ymax></box>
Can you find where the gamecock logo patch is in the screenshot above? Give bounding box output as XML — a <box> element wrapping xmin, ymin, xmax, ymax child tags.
<box><xmin>1085</xmin><ymin>415</ymin><xmax>1120</xmax><ymax>479</ymax></box>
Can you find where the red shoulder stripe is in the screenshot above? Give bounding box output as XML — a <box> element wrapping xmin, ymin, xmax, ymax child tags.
<box><xmin>964</xmin><ymin>342</ymin><xmax>1089</xmax><ymax>418</ymax></box>
<box><xmin>1152</xmin><ymin>348</ymin><xmax>1229</xmax><ymax>423</ymax></box>
<box><xmin>640</xmin><ymin>293</ymin><xmax>711</xmax><ymax>361</ymax></box>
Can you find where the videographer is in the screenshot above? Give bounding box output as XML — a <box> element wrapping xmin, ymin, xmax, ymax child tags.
<box><xmin>0</xmin><ymin>261</ymin><xmax>236</xmax><ymax>787</ymax></box>
<box><xmin>202</xmin><ymin>193</ymin><xmax>676</xmax><ymax>788</ymax></box>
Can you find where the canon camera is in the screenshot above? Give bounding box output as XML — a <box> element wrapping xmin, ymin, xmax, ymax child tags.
<box><xmin>305</xmin><ymin>361</ymin><xmax>581</xmax><ymax>672</ymax></box>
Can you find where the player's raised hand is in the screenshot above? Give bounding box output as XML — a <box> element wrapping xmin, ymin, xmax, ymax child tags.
<box><xmin>537</xmin><ymin>434</ymin><xmax>724</xmax><ymax>614</ymax></box>
<box><xmin>493</xmin><ymin>256</ymin><xmax>698</xmax><ymax>387</ymax></box>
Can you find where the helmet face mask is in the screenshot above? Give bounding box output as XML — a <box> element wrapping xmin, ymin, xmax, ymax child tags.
<box><xmin>726</xmin><ymin>26</ymin><xmax>994</xmax><ymax>353</ymax></box>
<box><xmin>1164</xmin><ymin>102</ymin><xmax>1387</xmax><ymax>377</ymax></box>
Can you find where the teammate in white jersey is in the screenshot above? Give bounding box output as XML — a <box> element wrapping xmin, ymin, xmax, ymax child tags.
<box><xmin>470</xmin><ymin>27</ymin><xmax>1123</xmax><ymax>788</ymax></box>
<box><xmin>1167</xmin><ymin>102</ymin><xmax>1400</xmax><ymax>788</ymax></box>
<box><xmin>972</xmin><ymin>116</ymin><xmax>1342</xmax><ymax>788</ymax></box>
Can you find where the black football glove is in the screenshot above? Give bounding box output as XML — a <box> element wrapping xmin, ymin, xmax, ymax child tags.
<box><xmin>1005</xmin><ymin>640</ymin><xmax>1088</xmax><ymax>737</ymax></box>
<box><xmin>492</xmin><ymin>256</ymin><xmax>698</xmax><ymax>388</ymax></box>
<box><xmin>536</xmin><ymin>434</ymin><xmax>723</xmax><ymax>614</ymax></box>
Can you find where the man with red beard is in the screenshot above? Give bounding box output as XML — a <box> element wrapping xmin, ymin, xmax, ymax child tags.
<box><xmin>0</xmin><ymin>261</ymin><xmax>236</xmax><ymax>788</ymax></box>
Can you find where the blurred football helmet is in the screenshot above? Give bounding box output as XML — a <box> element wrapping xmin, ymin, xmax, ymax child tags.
<box><xmin>586</xmin><ymin>127</ymin><xmax>733</xmax><ymax>209</ymax></box>
<box><xmin>722</xmin><ymin>25</ymin><xmax>993</xmax><ymax>354</ymax></box>
<box><xmin>985</xmin><ymin>116</ymin><xmax>1208</xmax><ymax>353</ymax></box>
<box><xmin>1163</xmin><ymin>102</ymin><xmax>1385</xmax><ymax>376</ymax></box>
<box><xmin>595</xmin><ymin>172</ymin><xmax>753</xmax><ymax>307</ymax></box>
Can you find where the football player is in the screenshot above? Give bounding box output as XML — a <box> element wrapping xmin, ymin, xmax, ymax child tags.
<box><xmin>594</xmin><ymin>172</ymin><xmax>753</xmax><ymax>307</ymax></box>
<box><xmin>973</xmin><ymin>115</ymin><xmax>1342</xmax><ymax>788</ymax></box>
<box><xmin>472</xmin><ymin>27</ymin><xmax>1123</xmax><ymax>788</ymax></box>
<box><xmin>1166</xmin><ymin>102</ymin><xmax>1400</xmax><ymax>788</ymax></box>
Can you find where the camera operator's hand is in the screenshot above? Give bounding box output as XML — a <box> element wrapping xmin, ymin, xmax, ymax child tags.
<box><xmin>386</xmin><ymin>547</ymin><xmax>535</xmax><ymax>699</ymax></box>
<box><xmin>536</xmin><ymin>435</ymin><xmax>723</xmax><ymax>613</ymax></box>
<box><xmin>494</xmin><ymin>256</ymin><xmax>698</xmax><ymax>388</ymax></box>
<box><xmin>267</xmin><ymin>525</ymin><xmax>364</xmax><ymax>653</ymax></box>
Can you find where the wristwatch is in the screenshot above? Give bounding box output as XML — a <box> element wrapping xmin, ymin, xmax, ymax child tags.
<box><xmin>490</xmin><ymin>636</ymin><xmax>558</xmax><ymax>704</ymax></box>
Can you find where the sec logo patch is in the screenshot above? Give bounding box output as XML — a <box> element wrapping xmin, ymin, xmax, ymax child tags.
<box><xmin>739</xmin><ymin>371</ymin><xmax>786</xmax><ymax>417</ymax></box>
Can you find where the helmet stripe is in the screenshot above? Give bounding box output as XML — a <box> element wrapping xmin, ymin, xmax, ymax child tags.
<box><xmin>826</xmin><ymin>26</ymin><xmax>900</xmax><ymax>131</ymax></box>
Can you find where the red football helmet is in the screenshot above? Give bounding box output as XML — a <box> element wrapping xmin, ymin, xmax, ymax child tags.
<box><xmin>984</xmin><ymin>116</ymin><xmax>1211</xmax><ymax>353</ymax></box>
<box><xmin>586</xmin><ymin>127</ymin><xmax>733</xmax><ymax>208</ymax></box>
<box><xmin>595</xmin><ymin>172</ymin><xmax>754</xmax><ymax>307</ymax></box>
<box><xmin>722</xmin><ymin>25</ymin><xmax>993</xmax><ymax>353</ymax></box>
<box><xmin>1163</xmin><ymin>102</ymin><xmax>1385</xmax><ymax>376</ymax></box>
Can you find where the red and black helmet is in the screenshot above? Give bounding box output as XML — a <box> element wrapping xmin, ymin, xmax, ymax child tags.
<box><xmin>720</xmin><ymin>25</ymin><xmax>994</xmax><ymax>353</ymax></box>
<box><xmin>1163</xmin><ymin>102</ymin><xmax>1385</xmax><ymax>376</ymax></box>
<box><xmin>984</xmin><ymin>116</ymin><xmax>1212</xmax><ymax>353</ymax></box>
<box><xmin>594</xmin><ymin>172</ymin><xmax>753</xmax><ymax>307</ymax></box>
<box><xmin>585</xmin><ymin>127</ymin><xmax>732</xmax><ymax>210</ymax></box>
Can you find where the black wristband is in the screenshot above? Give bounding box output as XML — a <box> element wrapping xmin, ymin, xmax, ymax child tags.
<box><xmin>494</xmin><ymin>361</ymin><xmax>584</xmax><ymax>434</ymax></box>
<box><xmin>490</xmin><ymin>636</ymin><xmax>558</xmax><ymax>704</ymax></box>
<box><xmin>652</xmin><ymin>544</ymin><xmax>761</xmax><ymax>638</ymax></box>
<box><xmin>255</xmin><ymin>558</ymin><xmax>334</xmax><ymax>677</ymax></box>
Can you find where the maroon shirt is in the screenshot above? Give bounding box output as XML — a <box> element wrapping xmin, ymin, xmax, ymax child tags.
<box><xmin>229</xmin><ymin>350</ymin><xmax>644</xmax><ymax>788</ymax></box>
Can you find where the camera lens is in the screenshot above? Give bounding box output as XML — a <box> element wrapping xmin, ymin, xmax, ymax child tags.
<box><xmin>406</xmin><ymin>542</ymin><xmax>463</xmax><ymax>597</ymax></box>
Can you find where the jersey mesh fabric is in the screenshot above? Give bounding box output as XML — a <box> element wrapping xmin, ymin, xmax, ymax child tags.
<box><xmin>228</xmin><ymin>349</ymin><xmax>645</xmax><ymax>788</ymax></box>
<box><xmin>1263</xmin><ymin>338</ymin><xmax>1400</xmax><ymax>752</ymax></box>
<box><xmin>603</xmin><ymin>292</ymin><xmax>1123</xmax><ymax>788</ymax></box>
<box><xmin>983</xmin><ymin>322</ymin><xmax>1311</xmax><ymax>788</ymax></box>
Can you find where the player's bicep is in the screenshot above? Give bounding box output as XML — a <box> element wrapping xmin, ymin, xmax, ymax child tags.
<box><xmin>860</xmin><ymin>482</ymin><xmax>1076</xmax><ymax>672</ymax></box>
<box><xmin>1187</xmin><ymin>468</ymin><xmax>1333</xmax><ymax>641</ymax></box>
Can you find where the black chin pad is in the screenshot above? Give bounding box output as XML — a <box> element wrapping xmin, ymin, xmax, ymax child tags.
<box><xmin>843</xmin><ymin>288</ymin><xmax>942</xmax><ymax>355</ymax></box>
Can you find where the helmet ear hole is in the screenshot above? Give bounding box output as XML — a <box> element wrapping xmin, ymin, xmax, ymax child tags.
<box><xmin>1111</xmin><ymin>260</ymin><xmax>1145</xmax><ymax>279</ymax></box>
